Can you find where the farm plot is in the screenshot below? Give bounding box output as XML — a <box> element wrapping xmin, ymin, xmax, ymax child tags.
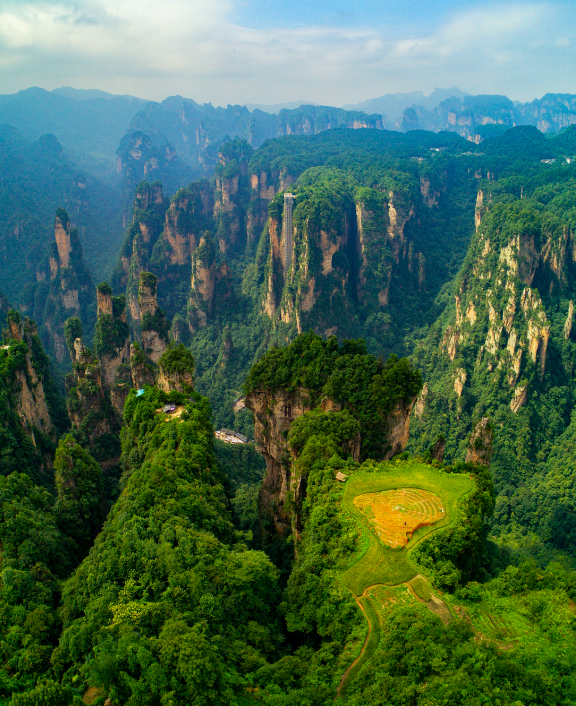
<box><xmin>341</xmin><ymin>462</ymin><xmax>474</xmax><ymax>597</ymax></box>
<box><xmin>337</xmin><ymin>461</ymin><xmax>475</xmax><ymax>695</ymax></box>
<box><xmin>354</xmin><ymin>488</ymin><xmax>445</xmax><ymax>548</ymax></box>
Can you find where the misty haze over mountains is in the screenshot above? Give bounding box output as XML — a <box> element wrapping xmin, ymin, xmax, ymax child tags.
<box><xmin>1</xmin><ymin>85</ymin><xmax>575</xmax><ymax>185</ymax></box>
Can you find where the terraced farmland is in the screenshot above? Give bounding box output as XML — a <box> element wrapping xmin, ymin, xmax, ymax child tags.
<box><xmin>354</xmin><ymin>488</ymin><xmax>445</xmax><ymax>548</ymax></box>
<box><xmin>337</xmin><ymin>460</ymin><xmax>475</xmax><ymax>695</ymax></box>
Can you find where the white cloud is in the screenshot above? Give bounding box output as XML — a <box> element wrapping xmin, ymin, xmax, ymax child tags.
<box><xmin>0</xmin><ymin>0</ymin><xmax>574</xmax><ymax>104</ymax></box>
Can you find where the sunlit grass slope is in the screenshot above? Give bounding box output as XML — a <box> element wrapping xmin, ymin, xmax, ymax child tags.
<box><xmin>341</xmin><ymin>461</ymin><xmax>474</xmax><ymax>596</ymax></box>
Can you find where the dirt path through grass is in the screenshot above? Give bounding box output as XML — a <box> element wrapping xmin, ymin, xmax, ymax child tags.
<box><xmin>336</xmin><ymin>464</ymin><xmax>474</xmax><ymax>696</ymax></box>
<box><xmin>336</xmin><ymin>593</ymin><xmax>373</xmax><ymax>696</ymax></box>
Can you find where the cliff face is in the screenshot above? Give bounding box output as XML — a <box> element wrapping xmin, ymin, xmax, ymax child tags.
<box><xmin>246</xmin><ymin>387</ymin><xmax>415</xmax><ymax>538</ymax></box>
<box><xmin>124</xmin><ymin>101</ymin><xmax>383</xmax><ymax>189</ymax></box>
<box><xmin>117</xmin><ymin>181</ymin><xmax>168</xmax><ymax>318</ymax></box>
<box><xmin>32</xmin><ymin>209</ymin><xmax>95</xmax><ymax>364</ymax></box>
<box><xmin>116</xmin><ymin>131</ymin><xmax>186</xmax><ymax>226</ymax></box>
<box><xmin>66</xmin><ymin>336</ymin><xmax>121</xmax><ymax>467</ymax></box>
<box><xmin>130</xmin><ymin>342</ymin><xmax>156</xmax><ymax>389</ymax></box>
<box><xmin>163</xmin><ymin>182</ymin><xmax>213</xmax><ymax>266</ymax></box>
<box><xmin>396</xmin><ymin>93</ymin><xmax>576</xmax><ymax>139</ymax></box>
<box><xmin>213</xmin><ymin>141</ymin><xmax>252</xmax><ymax>253</ymax></box>
<box><xmin>434</xmin><ymin>190</ymin><xmax>570</xmax><ymax>413</ymax></box>
<box><xmin>5</xmin><ymin>315</ymin><xmax>56</xmax><ymax>443</ymax></box>
<box><xmin>246</xmin><ymin>388</ymin><xmax>315</xmax><ymax>536</ymax></box>
<box><xmin>355</xmin><ymin>188</ymin><xmax>418</xmax><ymax>309</ymax></box>
<box><xmin>93</xmin><ymin>284</ymin><xmax>132</xmax><ymax>414</ymax></box>
<box><xmin>114</xmin><ymin>178</ymin><xmax>216</xmax><ymax>326</ymax></box>
<box><xmin>260</xmin><ymin>179</ymin><xmax>426</xmax><ymax>341</ymax></box>
<box><xmin>157</xmin><ymin>344</ymin><xmax>195</xmax><ymax>394</ymax></box>
<box><xmin>0</xmin><ymin>311</ymin><xmax>68</xmax><ymax>477</ymax></box>
<box><xmin>107</xmin><ymin>129</ymin><xmax>479</xmax><ymax>439</ymax></box>
<box><xmin>409</xmin><ymin>172</ymin><xmax>576</xmax><ymax>466</ymax></box>
<box><xmin>138</xmin><ymin>272</ymin><xmax>169</xmax><ymax>364</ymax></box>
<box><xmin>188</xmin><ymin>234</ymin><xmax>216</xmax><ymax>330</ymax></box>
<box><xmin>261</xmin><ymin>185</ymin><xmax>358</xmax><ymax>337</ymax></box>
<box><xmin>465</xmin><ymin>417</ymin><xmax>494</xmax><ymax>465</ymax></box>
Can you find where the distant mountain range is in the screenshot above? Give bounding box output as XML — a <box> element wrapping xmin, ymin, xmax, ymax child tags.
<box><xmin>343</xmin><ymin>87</ymin><xmax>470</xmax><ymax>121</ymax></box>
<box><xmin>1</xmin><ymin>86</ymin><xmax>574</xmax><ymax>188</ymax></box>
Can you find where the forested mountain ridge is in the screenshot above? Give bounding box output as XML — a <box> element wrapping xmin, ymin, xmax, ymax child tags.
<box><xmin>0</xmin><ymin>87</ymin><xmax>144</xmax><ymax>182</ymax></box>
<box><xmin>348</xmin><ymin>92</ymin><xmax>576</xmax><ymax>138</ymax></box>
<box><xmin>1</xmin><ymin>87</ymin><xmax>575</xmax><ymax>307</ymax></box>
<box><xmin>408</xmin><ymin>157</ymin><xmax>576</xmax><ymax>555</ymax></box>
<box><xmin>4</xmin><ymin>119</ymin><xmax>576</xmax><ymax>704</ymax></box>
<box><xmin>3</xmin><ymin>318</ymin><xmax>576</xmax><ymax>704</ymax></box>
<box><xmin>103</xmin><ymin>125</ymin><xmax>576</xmax><ymax>432</ymax></box>
<box><xmin>244</xmin><ymin>333</ymin><xmax>422</xmax><ymax>539</ymax></box>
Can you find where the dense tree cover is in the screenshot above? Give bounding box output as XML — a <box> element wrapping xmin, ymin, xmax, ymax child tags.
<box><xmin>5</xmin><ymin>122</ymin><xmax>576</xmax><ymax>703</ymax></box>
<box><xmin>346</xmin><ymin>559</ymin><xmax>576</xmax><ymax>705</ymax></box>
<box><xmin>113</xmin><ymin>125</ymin><xmax>573</xmax><ymax>434</ymax></box>
<box><xmin>0</xmin><ymin>317</ymin><xmax>101</xmax><ymax>699</ymax></box>
<box><xmin>345</xmin><ymin>594</ymin><xmax>576</xmax><ymax>706</ymax></box>
<box><xmin>0</xmin><ymin>87</ymin><xmax>144</xmax><ymax>181</ymax></box>
<box><xmin>273</xmin><ymin>405</ymin><xmax>576</xmax><ymax>706</ymax></box>
<box><xmin>54</xmin><ymin>435</ymin><xmax>107</xmax><ymax>558</ymax></box>
<box><xmin>6</xmin><ymin>306</ymin><xmax>576</xmax><ymax>704</ymax></box>
<box><xmin>408</xmin><ymin>161</ymin><xmax>576</xmax><ymax>560</ymax></box>
<box><xmin>213</xmin><ymin>440</ymin><xmax>266</xmax><ymax>548</ymax></box>
<box><xmin>246</xmin><ymin>332</ymin><xmax>421</xmax><ymax>459</ymax></box>
<box><xmin>0</xmin><ymin>473</ymin><xmax>76</xmax><ymax>699</ymax></box>
<box><xmin>46</xmin><ymin>386</ymin><xmax>286</xmax><ymax>705</ymax></box>
<box><xmin>187</xmin><ymin>130</ymin><xmax>481</xmax><ymax>431</ymax></box>
<box><xmin>0</xmin><ymin>448</ymin><xmax>107</xmax><ymax>702</ymax></box>
<box><xmin>412</xmin><ymin>461</ymin><xmax>495</xmax><ymax>590</ymax></box>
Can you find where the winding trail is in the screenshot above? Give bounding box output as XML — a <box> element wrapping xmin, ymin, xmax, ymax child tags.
<box><xmin>336</xmin><ymin>577</ymin><xmax>451</xmax><ymax>698</ymax></box>
<box><xmin>335</xmin><ymin>469</ymin><xmax>474</xmax><ymax>697</ymax></box>
<box><xmin>337</xmin><ymin>592</ymin><xmax>372</xmax><ymax>696</ymax></box>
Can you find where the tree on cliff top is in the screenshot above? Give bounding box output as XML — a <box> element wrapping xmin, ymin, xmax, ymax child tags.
<box><xmin>54</xmin><ymin>434</ymin><xmax>106</xmax><ymax>557</ymax></box>
<box><xmin>245</xmin><ymin>332</ymin><xmax>422</xmax><ymax>459</ymax></box>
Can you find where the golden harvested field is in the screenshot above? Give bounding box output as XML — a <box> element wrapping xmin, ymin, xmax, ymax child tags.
<box><xmin>353</xmin><ymin>488</ymin><xmax>444</xmax><ymax>548</ymax></box>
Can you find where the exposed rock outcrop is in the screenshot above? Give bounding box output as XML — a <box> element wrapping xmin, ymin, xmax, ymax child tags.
<box><xmin>465</xmin><ymin>417</ymin><xmax>494</xmax><ymax>466</ymax></box>
<box><xmin>33</xmin><ymin>209</ymin><xmax>95</xmax><ymax>364</ymax></box>
<box><xmin>246</xmin><ymin>388</ymin><xmax>314</xmax><ymax>537</ymax></box>
<box><xmin>413</xmin><ymin>382</ymin><xmax>429</xmax><ymax>418</ymax></box>
<box><xmin>130</xmin><ymin>342</ymin><xmax>156</xmax><ymax>389</ymax></box>
<box><xmin>138</xmin><ymin>272</ymin><xmax>169</xmax><ymax>364</ymax></box>
<box><xmin>65</xmin><ymin>336</ymin><xmax>120</xmax><ymax>467</ymax></box>
<box><xmin>188</xmin><ymin>233</ymin><xmax>217</xmax><ymax>332</ymax></box>
<box><xmin>430</xmin><ymin>434</ymin><xmax>447</xmax><ymax>463</ymax></box>
<box><xmin>157</xmin><ymin>344</ymin><xmax>195</xmax><ymax>394</ymax></box>
<box><xmin>510</xmin><ymin>381</ymin><xmax>529</xmax><ymax>413</ymax></box>
<box><xmin>564</xmin><ymin>301</ymin><xmax>574</xmax><ymax>340</ymax></box>
<box><xmin>246</xmin><ymin>386</ymin><xmax>416</xmax><ymax>539</ymax></box>
<box><xmin>213</xmin><ymin>141</ymin><xmax>251</xmax><ymax>252</ymax></box>
<box><xmin>94</xmin><ymin>283</ymin><xmax>131</xmax><ymax>391</ymax></box>
<box><xmin>163</xmin><ymin>183</ymin><xmax>213</xmax><ymax>266</ymax></box>
<box><xmin>5</xmin><ymin>313</ymin><xmax>55</xmax><ymax>441</ymax></box>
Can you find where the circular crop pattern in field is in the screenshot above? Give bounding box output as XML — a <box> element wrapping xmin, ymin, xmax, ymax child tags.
<box><xmin>353</xmin><ymin>488</ymin><xmax>444</xmax><ymax>548</ymax></box>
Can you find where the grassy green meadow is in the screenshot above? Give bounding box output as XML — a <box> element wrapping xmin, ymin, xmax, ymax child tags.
<box><xmin>340</xmin><ymin>461</ymin><xmax>474</xmax><ymax>596</ymax></box>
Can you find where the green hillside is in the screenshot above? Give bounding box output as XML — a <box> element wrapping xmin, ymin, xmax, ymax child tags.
<box><xmin>3</xmin><ymin>121</ymin><xmax>576</xmax><ymax>705</ymax></box>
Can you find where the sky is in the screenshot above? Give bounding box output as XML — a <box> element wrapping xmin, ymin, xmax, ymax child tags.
<box><xmin>0</xmin><ymin>0</ymin><xmax>575</xmax><ymax>106</ymax></box>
